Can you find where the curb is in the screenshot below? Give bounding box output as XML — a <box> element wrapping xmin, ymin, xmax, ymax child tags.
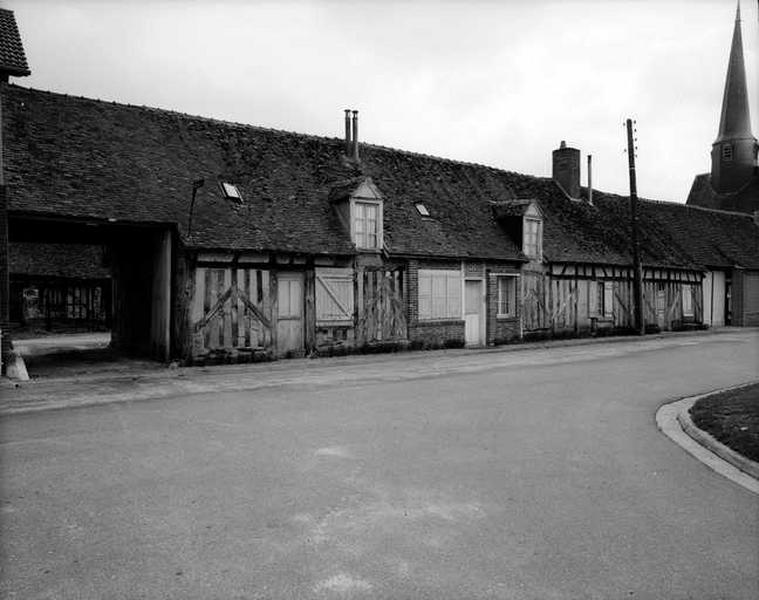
<box><xmin>656</xmin><ymin>383</ymin><xmax>759</xmax><ymax>495</ymax></box>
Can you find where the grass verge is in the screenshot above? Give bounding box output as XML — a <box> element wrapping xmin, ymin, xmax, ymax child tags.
<box><xmin>689</xmin><ymin>383</ymin><xmax>759</xmax><ymax>463</ymax></box>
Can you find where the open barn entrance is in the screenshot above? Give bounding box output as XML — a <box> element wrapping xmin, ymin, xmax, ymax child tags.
<box><xmin>8</xmin><ymin>216</ymin><xmax>173</xmax><ymax>374</ymax></box>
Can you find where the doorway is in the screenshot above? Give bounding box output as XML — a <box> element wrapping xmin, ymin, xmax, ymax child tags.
<box><xmin>277</xmin><ymin>272</ymin><xmax>305</xmax><ymax>356</ymax></box>
<box><xmin>464</xmin><ymin>279</ymin><xmax>484</xmax><ymax>347</ymax></box>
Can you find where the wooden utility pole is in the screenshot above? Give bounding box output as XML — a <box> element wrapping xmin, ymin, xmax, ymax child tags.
<box><xmin>626</xmin><ymin>119</ymin><xmax>645</xmax><ymax>335</ymax></box>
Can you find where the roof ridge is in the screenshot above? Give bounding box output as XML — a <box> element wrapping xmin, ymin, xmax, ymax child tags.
<box><xmin>632</xmin><ymin>193</ymin><xmax>752</xmax><ymax>217</ymax></box>
<box><xmin>7</xmin><ymin>83</ymin><xmax>345</xmax><ymax>144</ymax></box>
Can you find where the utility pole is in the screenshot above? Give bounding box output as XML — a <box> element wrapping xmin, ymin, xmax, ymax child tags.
<box><xmin>626</xmin><ymin>119</ymin><xmax>645</xmax><ymax>335</ymax></box>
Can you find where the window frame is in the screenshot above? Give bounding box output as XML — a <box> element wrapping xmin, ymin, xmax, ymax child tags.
<box><xmin>220</xmin><ymin>182</ymin><xmax>242</xmax><ymax>200</ymax></box>
<box><xmin>352</xmin><ymin>199</ymin><xmax>382</xmax><ymax>250</ymax></box>
<box><xmin>417</xmin><ymin>269</ymin><xmax>462</xmax><ymax>321</ymax></box>
<box><xmin>496</xmin><ymin>274</ymin><xmax>518</xmax><ymax>318</ymax></box>
<box><xmin>722</xmin><ymin>144</ymin><xmax>733</xmax><ymax>161</ymax></box>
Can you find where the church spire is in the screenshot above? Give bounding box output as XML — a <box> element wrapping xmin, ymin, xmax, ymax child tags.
<box><xmin>715</xmin><ymin>1</ymin><xmax>753</xmax><ymax>142</ymax></box>
<box><xmin>710</xmin><ymin>1</ymin><xmax>758</xmax><ymax>194</ymax></box>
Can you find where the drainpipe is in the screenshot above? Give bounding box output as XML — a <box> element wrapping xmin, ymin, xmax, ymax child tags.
<box><xmin>587</xmin><ymin>154</ymin><xmax>594</xmax><ymax>206</ymax></box>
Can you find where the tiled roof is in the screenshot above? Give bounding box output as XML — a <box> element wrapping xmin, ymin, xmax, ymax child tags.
<box><xmin>491</xmin><ymin>199</ymin><xmax>534</xmax><ymax>219</ymax></box>
<box><xmin>1</xmin><ymin>85</ymin><xmax>526</xmax><ymax>261</ymax></box>
<box><xmin>3</xmin><ymin>85</ymin><xmax>757</xmax><ymax>271</ymax></box>
<box><xmin>0</xmin><ymin>10</ymin><xmax>29</xmax><ymax>77</ymax></box>
<box><xmin>9</xmin><ymin>242</ymin><xmax>110</xmax><ymax>279</ymax></box>
<box><xmin>640</xmin><ymin>201</ymin><xmax>759</xmax><ymax>270</ymax></box>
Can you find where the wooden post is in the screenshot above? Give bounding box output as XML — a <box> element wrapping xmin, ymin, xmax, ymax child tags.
<box><xmin>626</xmin><ymin>119</ymin><xmax>645</xmax><ymax>335</ymax></box>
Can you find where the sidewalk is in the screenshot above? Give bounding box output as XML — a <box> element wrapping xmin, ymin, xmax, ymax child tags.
<box><xmin>1</xmin><ymin>327</ymin><xmax>753</xmax><ymax>416</ymax></box>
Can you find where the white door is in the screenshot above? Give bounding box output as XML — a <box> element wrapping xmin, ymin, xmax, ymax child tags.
<box><xmin>277</xmin><ymin>273</ymin><xmax>304</xmax><ymax>355</ymax></box>
<box><xmin>702</xmin><ymin>272</ymin><xmax>713</xmax><ymax>326</ymax></box>
<box><xmin>712</xmin><ymin>271</ymin><xmax>726</xmax><ymax>327</ymax></box>
<box><xmin>464</xmin><ymin>280</ymin><xmax>484</xmax><ymax>347</ymax></box>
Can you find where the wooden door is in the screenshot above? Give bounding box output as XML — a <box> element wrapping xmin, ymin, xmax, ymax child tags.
<box><xmin>277</xmin><ymin>273</ymin><xmax>304</xmax><ymax>355</ymax></box>
<box><xmin>464</xmin><ymin>279</ymin><xmax>483</xmax><ymax>347</ymax></box>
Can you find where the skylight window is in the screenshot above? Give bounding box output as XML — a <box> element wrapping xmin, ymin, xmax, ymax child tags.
<box><xmin>415</xmin><ymin>203</ymin><xmax>430</xmax><ymax>217</ymax></box>
<box><xmin>221</xmin><ymin>182</ymin><xmax>242</xmax><ymax>200</ymax></box>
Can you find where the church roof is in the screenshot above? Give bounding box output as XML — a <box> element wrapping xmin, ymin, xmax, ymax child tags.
<box><xmin>686</xmin><ymin>172</ymin><xmax>759</xmax><ymax>214</ymax></box>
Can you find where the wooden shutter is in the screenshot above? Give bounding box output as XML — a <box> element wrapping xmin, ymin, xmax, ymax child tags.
<box><xmin>603</xmin><ymin>281</ymin><xmax>614</xmax><ymax>316</ymax></box>
<box><xmin>315</xmin><ymin>268</ymin><xmax>354</xmax><ymax>324</ymax></box>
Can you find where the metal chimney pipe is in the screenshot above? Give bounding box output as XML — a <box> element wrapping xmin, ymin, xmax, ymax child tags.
<box><xmin>352</xmin><ymin>110</ymin><xmax>359</xmax><ymax>161</ymax></box>
<box><xmin>344</xmin><ymin>109</ymin><xmax>352</xmax><ymax>155</ymax></box>
<box><xmin>587</xmin><ymin>154</ymin><xmax>593</xmax><ymax>205</ymax></box>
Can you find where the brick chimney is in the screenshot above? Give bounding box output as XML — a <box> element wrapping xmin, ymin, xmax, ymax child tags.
<box><xmin>552</xmin><ymin>141</ymin><xmax>580</xmax><ymax>199</ymax></box>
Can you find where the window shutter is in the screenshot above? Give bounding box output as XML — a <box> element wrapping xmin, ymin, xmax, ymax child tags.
<box><xmin>588</xmin><ymin>281</ymin><xmax>598</xmax><ymax>316</ymax></box>
<box><xmin>603</xmin><ymin>281</ymin><xmax>614</xmax><ymax>316</ymax></box>
<box><xmin>315</xmin><ymin>268</ymin><xmax>354</xmax><ymax>323</ymax></box>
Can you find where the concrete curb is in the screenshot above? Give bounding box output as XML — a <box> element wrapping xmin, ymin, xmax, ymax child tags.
<box><xmin>656</xmin><ymin>383</ymin><xmax>759</xmax><ymax>496</ymax></box>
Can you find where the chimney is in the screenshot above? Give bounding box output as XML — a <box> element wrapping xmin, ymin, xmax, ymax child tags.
<box><xmin>344</xmin><ymin>109</ymin><xmax>352</xmax><ymax>155</ymax></box>
<box><xmin>352</xmin><ymin>110</ymin><xmax>359</xmax><ymax>161</ymax></box>
<box><xmin>552</xmin><ymin>140</ymin><xmax>581</xmax><ymax>199</ymax></box>
<box><xmin>587</xmin><ymin>154</ymin><xmax>593</xmax><ymax>205</ymax></box>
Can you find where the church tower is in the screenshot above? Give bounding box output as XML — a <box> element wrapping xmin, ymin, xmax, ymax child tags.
<box><xmin>687</xmin><ymin>2</ymin><xmax>759</xmax><ymax>213</ymax></box>
<box><xmin>709</xmin><ymin>2</ymin><xmax>757</xmax><ymax>193</ymax></box>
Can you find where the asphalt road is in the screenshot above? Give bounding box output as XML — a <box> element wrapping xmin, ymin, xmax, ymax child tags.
<box><xmin>1</xmin><ymin>332</ymin><xmax>758</xmax><ymax>599</ymax></box>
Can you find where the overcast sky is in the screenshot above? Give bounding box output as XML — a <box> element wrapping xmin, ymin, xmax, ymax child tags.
<box><xmin>6</xmin><ymin>0</ymin><xmax>758</xmax><ymax>203</ymax></box>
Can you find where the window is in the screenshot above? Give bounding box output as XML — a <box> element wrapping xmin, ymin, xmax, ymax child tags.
<box><xmin>221</xmin><ymin>182</ymin><xmax>242</xmax><ymax>200</ymax></box>
<box><xmin>497</xmin><ymin>276</ymin><xmax>517</xmax><ymax>317</ymax></box>
<box><xmin>415</xmin><ymin>203</ymin><xmax>430</xmax><ymax>217</ymax></box>
<box><xmin>523</xmin><ymin>217</ymin><xmax>542</xmax><ymax>259</ymax></box>
<box><xmin>682</xmin><ymin>284</ymin><xmax>693</xmax><ymax>317</ymax></box>
<box><xmin>353</xmin><ymin>201</ymin><xmax>380</xmax><ymax>249</ymax></box>
<box><xmin>722</xmin><ymin>144</ymin><xmax>733</xmax><ymax>161</ymax></box>
<box><xmin>418</xmin><ymin>269</ymin><xmax>462</xmax><ymax>320</ymax></box>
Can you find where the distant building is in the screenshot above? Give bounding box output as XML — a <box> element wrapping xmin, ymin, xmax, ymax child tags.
<box><xmin>687</xmin><ymin>3</ymin><xmax>759</xmax><ymax>214</ymax></box>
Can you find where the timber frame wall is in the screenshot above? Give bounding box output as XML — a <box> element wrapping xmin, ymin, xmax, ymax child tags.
<box><xmin>522</xmin><ymin>262</ymin><xmax>704</xmax><ymax>336</ymax></box>
<box><xmin>175</xmin><ymin>248</ymin><xmax>524</xmax><ymax>363</ymax></box>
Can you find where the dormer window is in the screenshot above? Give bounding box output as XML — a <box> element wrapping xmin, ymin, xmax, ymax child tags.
<box><xmin>722</xmin><ymin>144</ymin><xmax>733</xmax><ymax>161</ymax></box>
<box><xmin>523</xmin><ymin>216</ymin><xmax>543</xmax><ymax>260</ymax></box>
<box><xmin>331</xmin><ymin>177</ymin><xmax>384</xmax><ymax>251</ymax></box>
<box><xmin>221</xmin><ymin>182</ymin><xmax>242</xmax><ymax>200</ymax></box>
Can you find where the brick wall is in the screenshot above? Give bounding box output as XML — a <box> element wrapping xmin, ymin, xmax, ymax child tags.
<box><xmin>407</xmin><ymin>258</ymin><xmax>522</xmax><ymax>348</ymax></box>
<box><xmin>486</xmin><ymin>269</ymin><xmax>520</xmax><ymax>345</ymax></box>
<box><xmin>407</xmin><ymin>259</ymin><xmax>466</xmax><ymax>348</ymax></box>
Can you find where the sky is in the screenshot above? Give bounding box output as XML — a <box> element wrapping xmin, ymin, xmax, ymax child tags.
<box><xmin>6</xmin><ymin>0</ymin><xmax>759</xmax><ymax>203</ymax></box>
